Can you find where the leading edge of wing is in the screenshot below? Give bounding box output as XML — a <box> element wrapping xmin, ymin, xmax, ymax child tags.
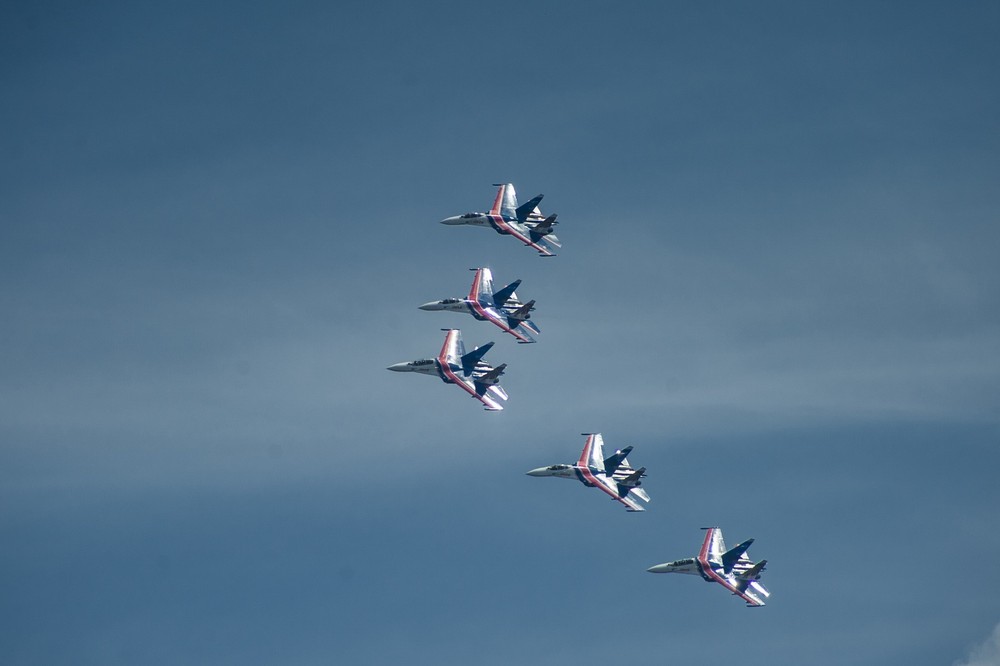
<box><xmin>576</xmin><ymin>433</ymin><xmax>604</xmax><ymax>468</ymax></box>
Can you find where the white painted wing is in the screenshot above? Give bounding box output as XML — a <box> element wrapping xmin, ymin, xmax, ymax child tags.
<box><xmin>439</xmin><ymin>329</ymin><xmax>465</xmax><ymax>367</ymax></box>
<box><xmin>468</xmin><ymin>267</ymin><xmax>494</xmax><ymax>302</ymax></box>
<box><xmin>576</xmin><ymin>433</ymin><xmax>605</xmax><ymax>469</ymax></box>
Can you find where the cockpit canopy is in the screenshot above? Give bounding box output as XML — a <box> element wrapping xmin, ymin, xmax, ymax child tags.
<box><xmin>547</xmin><ymin>464</ymin><xmax>570</xmax><ymax>471</ymax></box>
<box><xmin>410</xmin><ymin>359</ymin><xmax>434</xmax><ymax>366</ymax></box>
<box><xmin>460</xmin><ymin>212</ymin><xmax>481</xmax><ymax>219</ymax></box>
<box><xmin>440</xmin><ymin>298</ymin><xmax>461</xmax><ymax>304</ymax></box>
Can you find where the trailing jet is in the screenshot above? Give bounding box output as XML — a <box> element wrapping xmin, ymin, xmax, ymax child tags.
<box><xmin>647</xmin><ymin>527</ymin><xmax>770</xmax><ymax>607</ymax></box>
<box><xmin>387</xmin><ymin>329</ymin><xmax>508</xmax><ymax>411</ymax></box>
<box><xmin>440</xmin><ymin>183</ymin><xmax>561</xmax><ymax>256</ymax></box>
<box><xmin>526</xmin><ymin>433</ymin><xmax>650</xmax><ymax>512</ymax></box>
<box><xmin>419</xmin><ymin>267</ymin><xmax>540</xmax><ymax>344</ymax></box>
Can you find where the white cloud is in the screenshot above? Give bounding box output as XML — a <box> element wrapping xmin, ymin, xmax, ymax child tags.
<box><xmin>955</xmin><ymin>623</ymin><xmax>1000</xmax><ymax>666</ymax></box>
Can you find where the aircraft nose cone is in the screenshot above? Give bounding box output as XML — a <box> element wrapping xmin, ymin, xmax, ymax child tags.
<box><xmin>386</xmin><ymin>363</ymin><xmax>411</xmax><ymax>372</ymax></box>
<box><xmin>525</xmin><ymin>467</ymin><xmax>549</xmax><ymax>477</ymax></box>
<box><xmin>419</xmin><ymin>301</ymin><xmax>442</xmax><ymax>311</ymax></box>
<box><xmin>440</xmin><ymin>215</ymin><xmax>463</xmax><ymax>225</ymax></box>
<box><xmin>646</xmin><ymin>563</ymin><xmax>670</xmax><ymax>574</ymax></box>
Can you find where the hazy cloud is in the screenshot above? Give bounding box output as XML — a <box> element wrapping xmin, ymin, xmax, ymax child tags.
<box><xmin>955</xmin><ymin>624</ymin><xmax>1000</xmax><ymax>666</ymax></box>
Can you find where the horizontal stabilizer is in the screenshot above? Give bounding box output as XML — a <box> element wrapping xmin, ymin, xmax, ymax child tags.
<box><xmin>603</xmin><ymin>446</ymin><xmax>634</xmax><ymax>476</ymax></box>
<box><xmin>722</xmin><ymin>539</ymin><xmax>754</xmax><ymax>575</ymax></box>
<box><xmin>737</xmin><ymin>560</ymin><xmax>767</xmax><ymax>581</ymax></box>
<box><xmin>492</xmin><ymin>280</ymin><xmax>521</xmax><ymax>308</ymax></box>
<box><xmin>515</xmin><ymin>194</ymin><xmax>544</xmax><ymax>222</ymax></box>
<box><xmin>460</xmin><ymin>342</ymin><xmax>494</xmax><ymax>376</ymax></box>
<box><xmin>477</xmin><ymin>363</ymin><xmax>506</xmax><ymax>385</ymax></box>
<box><xmin>531</xmin><ymin>214</ymin><xmax>558</xmax><ymax>235</ymax></box>
<box><xmin>619</xmin><ymin>466</ymin><xmax>645</xmax><ymax>487</ymax></box>
<box><xmin>508</xmin><ymin>300</ymin><xmax>535</xmax><ymax>322</ymax></box>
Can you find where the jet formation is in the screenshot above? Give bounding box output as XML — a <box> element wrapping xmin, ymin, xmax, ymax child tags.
<box><xmin>388</xmin><ymin>182</ymin><xmax>771</xmax><ymax>608</ymax></box>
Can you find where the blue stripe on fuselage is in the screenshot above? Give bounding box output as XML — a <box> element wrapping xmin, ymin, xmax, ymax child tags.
<box><xmin>573</xmin><ymin>466</ymin><xmax>595</xmax><ymax>487</ymax></box>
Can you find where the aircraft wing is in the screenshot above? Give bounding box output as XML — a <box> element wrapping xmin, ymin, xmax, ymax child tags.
<box><xmin>468</xmin><ymin>267</ymin><xmax>494</xmax><ymax>304</ymax></box>
<box><xmin>490</xmin><ymin>183</ymin><xmax>518</xmax><ymax>217</ymax></box>
<box><xmin>577</xmin><ymin>433</ymin><xmax>606</xmax><ymax>469</ymax></box>
<box><xmin>438</xmin><ymin>329</ymin><xmax>465</xmax><ymax>367</ymax></box>
<box><xmin>700</xmin><ymin>527</ymin><xmax>727</xmax><ymax>564</ymax></box>
<box><xmin>508</xmin><ymin>321</ymin><xmax>539</xmax><ymax>344</ymax></box>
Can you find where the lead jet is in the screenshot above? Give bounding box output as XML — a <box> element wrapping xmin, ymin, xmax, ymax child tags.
<box><xmin>387</xmin><ymin>329</ymin><xmax>508</xmax><ymax>411</ymax></box>
<box><xmin>440</xmin><ymin>183</ymin><xmax>561</xmax><ymax>256</ymax></box>
<box><xmin>647</xmin><ymin>527</ymin><xmax>770</xmax><ymax>607</ymax></box>
<box><xmin>526</xmin><ymin>433</ymin><xmax>650</xmax><ymax>512</ymax></box>
<box><xmin>419</xmin><ymin>267</ymin><xmax>540</xmax><ymax>344</ymax></box>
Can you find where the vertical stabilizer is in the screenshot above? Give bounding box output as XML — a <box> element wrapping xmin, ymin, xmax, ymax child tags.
<box><xmin>460</xmin><ymin>341</ymin><xmax>495</xmax><ymax>376</ymax></box>
<box><xmin>492</xmin><ymin>280</ymin><xmax>521</xmax><ymax>308</ymax></box>
<box><xmin>515</xmin><ymin>194</ymin><xmax>544</xmax><ymax>222</ymax></box>
<box><xmin>722</xmin><ymin>539</ymin><xmax>754</xmax><ymax>574</ymax></box>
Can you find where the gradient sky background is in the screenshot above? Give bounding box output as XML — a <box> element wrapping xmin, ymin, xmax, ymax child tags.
<box><xmin>2</xmin><ymin>2</ymin><xmax>999</xmax><ymax>664</ymax></box>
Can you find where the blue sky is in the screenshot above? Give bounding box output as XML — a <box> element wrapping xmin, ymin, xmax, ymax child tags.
<box><xmin>2</xmin><ymin>1</ymin><xmax>999</xmax><ymax>664</ymax></box>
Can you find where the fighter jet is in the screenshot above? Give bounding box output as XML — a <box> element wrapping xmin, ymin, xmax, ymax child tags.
<box><xmin>419</xmin><ymin>267</ymin><xmax>540</xmax><ymax>344</ymax></box>
<box><xmin>387</xmin><ymin>329</ymin><xmax>508</xmax><ymax>411</ymax></box>
<box><xmin>647</xmin><ymin>527</ymin><xmax>770</xmax><ymax>607</ymax></box>
<box><xmin>526</xmin><ymin>433</ymin><xmax>650</xmax><ymax>512</ymax></box>
<box><xmin>440</xmin><ymin>183</ymin><xmax>561</xmax><ymax>256</ymax></box>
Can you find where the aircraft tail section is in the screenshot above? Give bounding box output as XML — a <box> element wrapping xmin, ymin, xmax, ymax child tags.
<box><xmin>474</xmin><ymin>366</ymin><xmax>508</xmax><ymax>406</ymax></box>
<box><xmin>619</xmin><ymin>466</ymin><xmax>645</xmax><ymax>487</ymax></box>
<box><xmin>722</xmin><ymin>539</ymin><xmax>754</xmax><ymax>575</ymax></box>
<box><xmin>507</xmin><ymin>300</ymin><xmax>534</xmax><ymax>323</ymax></box>
<box><xmin>515</xmin><ymin>194</ymin><xmax>544</xmax><ymax>222</ymax></box>
<box><xmin>615</xmin><ymin>467</ymin><xmax>649</xmax><ymax>503</ymax></box>
<box><xmin>468</xmin><ymin>268</ymin><xmax>495</xmax><ymax>303</ymax></box>
<box><xmin>737</xmin><ymin>560</ymin><xmax>767</xmax><ymax>581</ymax></box>
<box><xmin>528</xmin><ymin>229</ymin><xmax>561</xmax><ymax>253</ymax></box>
<box><xmin>530</xmin><ymin>214</ymin><xmax>558</xmax><ymax>236</ymax></box>
<box><xmin>603</xmin><ymin>446</ymin><xmax>634</xmax><ymax>475</ymax></box>
<box><xmin>476</xmin><ymin>363</ymin><xmax>506</xmax><ymax>385</ymax></box>
<box><xmin>492</xmin><ymin>279</ymin><xmax>521</xmax><ymax>309</ymax></box>
<box><xmin>460</xmin><ymin>341</ymin><xmax>495</xmax><ymax>376</ymax></box>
